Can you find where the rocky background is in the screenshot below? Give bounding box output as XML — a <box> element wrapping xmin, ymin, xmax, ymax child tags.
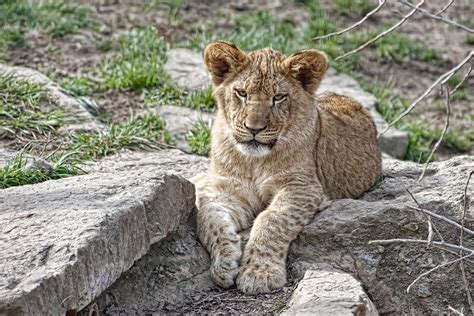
<box><xmin>0</xmin><ymin>1</ymin><xmax>472</xmax><ymax>315</ymax></box>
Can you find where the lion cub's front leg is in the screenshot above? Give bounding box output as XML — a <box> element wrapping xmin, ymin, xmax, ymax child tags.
<box><xmin>194</xmin><ymin>177</ymin><xmax>256</xmax><ymax>288</ymax></box>
<box><xmin>236</xmin><ymin>179</ymin><xmax>325</xmax><ymax>294</ymax></box>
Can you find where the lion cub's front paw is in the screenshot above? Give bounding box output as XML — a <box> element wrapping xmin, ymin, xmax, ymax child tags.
<box><xmin>236</xmin><ymin>263</ymin><xmax>286</xmax><ymax>294</ymax></box>
<box><xmin>210</xmin><ymin>252</ymin><xmax>241</xmax><ymax>289</ymax></box>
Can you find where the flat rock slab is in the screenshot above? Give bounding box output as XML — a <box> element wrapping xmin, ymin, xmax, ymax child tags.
<box><xmin>164</xmin><ymin>48</ymin><xmax>209</xmax><ymax>91</ymax></box>
<box><xmin>0</xmin><ymin>64</ymin><xmax>103</xmax><ymax>134</ymax></box>
<box><xmin>150</xmin><ymin>105</ymin><xmax>213</xmax><ymax>153</ymax></box>
<box><xmin>85</xmin><ymin>155</ymin><xmax>473</xmax><ymax>315</ymax></box>
<box><xmin>163</xmin><ymin>49</ymin><xmax>408</xmax><ymax>158</ymax></box>
<box><xmin>0</xmin><ymin>150</ymin><xmax>206</xmax><ymax>315</ymax></box>
<box><xmin>282</xmin><ymin>269</ymin><xmax>378</xmax><ymax>315</ymax></box>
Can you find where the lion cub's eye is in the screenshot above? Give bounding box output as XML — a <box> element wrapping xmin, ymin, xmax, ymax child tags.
<box><xmin>234</xmin><ymin>89</ymin><xmax>247</xmax><ymax>100</ymax></box>
<box><xmin>272</xmin><ymin>94</ymin><xmax>287</xmax><ymax>106</ymax></box>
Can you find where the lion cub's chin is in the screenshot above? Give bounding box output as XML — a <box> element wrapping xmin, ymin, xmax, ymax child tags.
<box><xmin>235</xmin><ymin>141</ymin><xmax>273</xmax><ymax>157</ymax></box>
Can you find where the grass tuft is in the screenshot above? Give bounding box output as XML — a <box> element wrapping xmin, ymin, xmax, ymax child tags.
<box><xmin>64</xmin><ymin>114</ymin><xmax>171</xmax><ymax>160</ymax></box>
<box><xmin>187</xmin><ymin>120</ymin><xmax>211</xmax><ymax>156</ymax></box>
<box><xmin>0</xmin><ymin>73</ymin><xmax>71</xmax><ymax>138</ymax></box>
<box><xmin>0</xmin><ymin>150</ymin><xmax>81</xmax><ymax>189</ymax></box>
<box><xmin>100</xmin><ymin>27</ymin><xmax>168</xmax><ymax>90</ymax></box>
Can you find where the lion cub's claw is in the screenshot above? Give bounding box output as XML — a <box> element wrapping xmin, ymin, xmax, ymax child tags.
<box><xmin>236</xmin><ymin>264</ymin><xmax>286</xmax><ymax>294</ymax></box>
<box><xmin>210</xmin><ymin>252</ymin><xmax>241</xmax><ymax>288</ymax></box>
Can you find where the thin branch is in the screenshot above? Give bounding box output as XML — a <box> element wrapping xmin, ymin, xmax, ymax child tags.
<box><xmin>448</xmin><ymin>305</ymin><xmax>464</xmax><ymax>316</ymax></box>
<box><xmin>406</xmin><ymin>253</ymin><xmax>474</xmax><ymax>293</ymax></box>
<box><xmin>460</xmin><ymin>171</ymin><xmax>474</xmax><ymax>315</ymax></box>
<box><xmin>406</xmin><ymin>189</ymin><xmax>444</xmax><ymax>242</ymax></box>
<box><xmin>368</xmin><ymin>239</ymin><xmax>474</xmax><ymax>255</ymax></box>
<box><xmin>399</xmin><ymin>0</ymin><xmax>474</xmax><ymax>33</ymax></box>
<box><xmin>418</xmin><ymin>85</ymin><xmax>451</xmax><ymax>181</ymax></box>
<box><xmin>407</xmin><ymin>206</ymin><xmax>474</xmax><ymax>235</ymax></box>
<box><xmin>450</xmin><ymin>64</ymin><xmax>472</xmax><ymax>95</ymax></box>
<box><xmin>379</xmin><ymin>51</ymin><xmax>474</xmax><ymax>137</ymax></box>
<box><xmin>335</xmin><ymin>0</ymin><xmax>425</xmax><ymax>61</ymax></box>
<box><xmin>313</xmin><ymin>0</ymin><xmax>386</xmax><ymax>40</ymax></box>
<box><xmin>436</xmin><ymin>0</ymin><xmax>454</xmax><ymax>16</ymax></box>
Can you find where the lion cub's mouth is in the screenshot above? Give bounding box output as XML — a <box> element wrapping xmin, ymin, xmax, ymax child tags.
<box><xmin>243</xmin><ymin>139</ymin><xmax>277</xmax><ymax>149</ymax></box>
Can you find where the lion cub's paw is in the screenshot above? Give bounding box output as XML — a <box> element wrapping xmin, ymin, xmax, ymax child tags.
<box><xmin>210</xmin><ymin>251</ymin><xmax>241</xmax><ymax>288</ymax></box>
<box><xmin>236</xmin><ymin>263</ymin><xmax>286</xmax><ymax>294</ymax></box>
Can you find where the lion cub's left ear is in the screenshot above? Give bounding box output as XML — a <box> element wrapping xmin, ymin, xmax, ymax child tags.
<box><xmin>282</xmin><ymin>50</ymin><xmax>328</xmax><ymax>94</ymax></box>
<box><xmin>204</xmin><ymin>41</ymin><xmax>248</xmax><ymax>86</ymax></box>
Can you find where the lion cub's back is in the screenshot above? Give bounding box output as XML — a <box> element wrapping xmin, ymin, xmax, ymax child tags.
<box><xmin>315</xmin><ymin>92</ymin><xmax>382</xmax><ymax>199</ymax></box>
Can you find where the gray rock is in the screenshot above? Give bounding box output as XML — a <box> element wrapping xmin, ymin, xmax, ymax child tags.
<box><xmin>0</xmin><ymin>147</ymin><xmax>17</xmax><ymax>169</ymax></box>
<box><xmin>162</xmin><ymin>49</ymin><xmax>408</xmax><ymax>158</ymax></box>
<box><xmin>282</xmin><ymin>269</ymin><xmax>378</xmax><ymax>316</ymax></box>
<box><xmin>318</xmin><ymin>68</ymin><xmax>409</xmax><ymax>159</ymax></box>
<box><xmin>85</xmin><ymin>156</ymin><xmax>473</xmax><ymax>315</ymax></box>
<box><xmin>0</xmin><ymin>150</ymin><xmax>204</xmax><ymax>315</ymax></box>
<box><xmin>164</xmin><ymin>48</ymin><xmax>210</xmax><ymax>91</ymax></box>
<box><xmin>86</xmin><ymin>148</ymin><xmax>209</xmax><ymax>177</ymax></box>
<box><xmin>291</xmin><ymin>155</ymin><xmax>474</xmax><ymax>314</ymax></box>
<box><xmin>0</xmin><ymin>64</ymin><xmax>104</xmax><ymax>134</ymax></box>
<box><xmin>151</xmin><ymin>105</ymin><xmax>213</xmax><ymax>153</ymax></box>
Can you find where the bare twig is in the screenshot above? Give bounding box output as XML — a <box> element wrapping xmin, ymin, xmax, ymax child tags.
<box><xmin>406</xmin><ymin>253</ymin><xmax>474</xmax><ymax>293</ymax></box>
<box><xmin>406</xmin><ymin>189</ymin><xmax>444</xmax><ymax>242</ymax></box>
<box><xmin>399</xmin><ymin>0</ymin><xmax>474</xmax><ymax>33</ymax></box>
<box><xmin>436</xmin><ymin>0</ymin><xmax>455</xmax><ymax>16</ymax></box>
<box><xmin>459</xmin><ymin>171</ymin><xmax>474</xmax><ymax>315</ymax></box>
<box><xmin>379</xmin><ymin>51</ymin><xmax>474</xmax><ymax>137</ymax></box>
<box><xmin>418</xmin><ymin>85</ymin><xmax>451</xmax><ymax>181</ymax></box>
<box><xmin>448</xmin><ymin>305</ymin><xmax>465</xmax><ymax>316</ymax></box>
<box><xmin>313</xmin><ymin>0</ymin><xmax>386</xmax><ymax>40</ymax></box>
<box><xmin>407</xmin><ymin>206</ymin><xmax>474</xmax><ymax>235</ymax></box>
<box><xmin>368</xmin><ymin>239</ymin><xmax>474</xmax><ymax>255</ymax></box>
<box><xmin>335</xmin><ymin>0</ymin><xmax>425</xmax><ymax>61</ymax></box>
<box><xmin>450</xmin><ymin>64</ymin><xmax>472</xmax><ymax>95</ymax></box>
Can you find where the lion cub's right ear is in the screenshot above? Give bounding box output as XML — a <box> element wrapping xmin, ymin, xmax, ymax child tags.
<box><xmin>204</xmin><ymin>41</ymin><xmax>248</xmax><ymax>86</ymax></box>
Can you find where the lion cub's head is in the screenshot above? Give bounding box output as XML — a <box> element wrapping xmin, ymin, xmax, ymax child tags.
<box><xmin>204</xmin><ymin>41</ymin><xmax>328</xmax><ymax>157</ymax></box>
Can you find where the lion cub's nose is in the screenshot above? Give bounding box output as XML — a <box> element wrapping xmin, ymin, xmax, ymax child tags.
<box><xmin>244</xmin><ymin>123</ymin><xmax>266</xmax><ymax>135</ymax></box>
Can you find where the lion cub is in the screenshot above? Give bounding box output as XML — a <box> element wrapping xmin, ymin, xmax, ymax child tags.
<box><xmin>192</xmin><ymin>41</ymin><xmax>381</xmax><ymax>294</ymax></box>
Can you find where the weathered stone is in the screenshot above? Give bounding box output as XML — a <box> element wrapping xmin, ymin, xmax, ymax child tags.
<box><xmin>0</xmin><ymin>64</ymin><xmax>104</xmax><ymax>134</ymax></box>
<box><xmin>0</xmin><ymin>146</ymin><xmax>16</xmax><ymax>169</ymax></box>
<box><xmin>0</xmin><ymin>150</ymin><xmax>205</xmax><ymax>315</ymax></box>
<box><xmin>148</xmin><ymin>105</ymin><xmax>213</xmax><ymax>153</ymax></box>
<box><xmin>291</xmin><ymin>155</ymin><xmax>474</xmax><ymax>314</ymax></box>
<box><xmin>162</xmin><ymin>49</ymin><xmax>408</xmax><ymax>158</ymax></box>
<box><xmin>164</xmin><ymin>48</ymin><xmax>210</xmax><ymax>91</ymax></box>
<box><xmin>282</xmin><ymin>269</ymin><xmax>378</xmax><ymax>316</ymax></box>
<box><xmin>85</xmin><ymin>156</ymin><xmax>473</xmax><ymax>315</ymax></box>
<box><xmin>86</xmin><ymin>148</ymin><xmax>209</xmax><ymax>177</ymax></box>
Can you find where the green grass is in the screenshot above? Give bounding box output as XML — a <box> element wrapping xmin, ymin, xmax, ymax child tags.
<box><xmin>0</xmin><ymin>73</ymin><xmax>72</xmax><ymax>139</ymax></box>
<box><xmin>186</xmin><ymin>120</ymin><xmax>211</xmax><ymax>156</ymax></box>
<box><xmin>332</xmin><ymin>0</ymin><xmax>374</xmax><ymax>16</ymax></box>
<box><xmin>448</xmin><ymin>74</ymin><xmax>470</xmax><ymax>101</ymax></box>
<box><xmin>365</xmin><ymin>81</ymin><xmax>473</xmax><ymax>162</ymax></box>
<box><xmin>0</xmin><ymin>112</ymin><xmax>171</xmax><ymax>188</ymax></box>
<box><xmin>64</xmin><ymin>114</ymin><xmax>171</xmax><ymax>161</ymax></box>
<box><xmin>0</xmin><ymin>150</ymin><xmax>81</xmax><ymax>189</ymax></box>
<box><xmin>100</xmin><ymin>27</ymin><xmax>168</xmax><ymax>90</ymax></box>
<box><xmin>146</xmin><ymin>85</ymin><xmax>216</xmax><ymax>111</ymax></box>
<box><xmin>0</xmin><ymin>0</ymin><xmax>96</xmax><ymax>60</ymax></box>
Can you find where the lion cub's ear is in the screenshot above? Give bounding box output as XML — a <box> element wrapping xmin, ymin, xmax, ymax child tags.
<box><xmin>282</xmin><ymin>50</ymin><xmax>328</xmax><ymax>94</ymax></box>
<box><xmin>204</xmin><ymin>41</ymin><xmax>248</xmax><ymax>86</ymax></box>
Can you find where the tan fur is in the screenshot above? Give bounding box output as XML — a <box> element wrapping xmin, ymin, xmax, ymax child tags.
<box><xmin>193</xmin><ymin>41</ymin><xmax>382</xmax><ymax>294</ymax></box>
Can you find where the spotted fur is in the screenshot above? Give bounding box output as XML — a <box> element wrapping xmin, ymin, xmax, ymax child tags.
<box><xmin>192</xmin><ymin>41</ymin><xmax>382</xmax><ymax>294</ymax></box>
